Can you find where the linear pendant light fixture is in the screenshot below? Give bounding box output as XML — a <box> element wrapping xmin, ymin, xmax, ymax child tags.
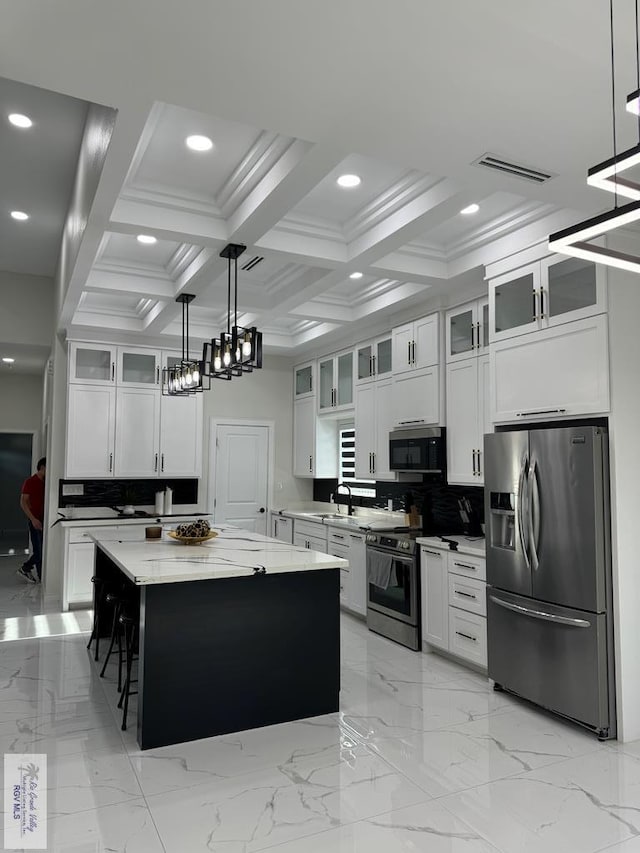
<box><xmin>549</xmin><ymin>0</ymin><xmax>640</xmax><ymax>271</ymax></box>
<box><xmin>162</xmin><ymin>294</ymin><xmax>208</xmax><ymax>396</ymax></box>
<box><xmin>202</xmin><ymin>243</ymin><xmax>263</xmax><ymax>381</ymax></box>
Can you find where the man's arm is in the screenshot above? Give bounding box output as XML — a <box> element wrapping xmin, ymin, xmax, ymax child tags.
<box><xmin>20</xmin><ymin>494</ymin><xmax>42</xmax><ymax>530</ymax></box>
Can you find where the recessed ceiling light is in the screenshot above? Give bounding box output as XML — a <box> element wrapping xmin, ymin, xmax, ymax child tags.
<box><xmin>8</xmin><ymin>113</ymin><xmax>32</xmax><ymax>128</ymax></box>
<box><xmin>349</xmin><ymin>272</ymin><xmax>363</xmax><ymax>279</ymax></box>
<box><xmin>460</xmin><ymin>203</ymin><xmax>480</xmax><ymax>215</ymax></box>
<box><xmin>2</xmin><ymin>357</ymin><xmax>15</xmax><ymax>364</ymax></box>
<box><xmin>337</xmin><ymin>174</ymin><xmax>361</xmax><ymax>188</ymax></box>
<box><xmin>136</xmin><ymin>234</ymin><xmax>157</xmax><ymax>244</ymax></box>
<box><xmin>10</xmin><ymin>211</ymin><xmax>29</xmax><ymax>221</ymax></box>
<box><xmin>186</xmin><ymin>134</ymin><xmax>213</xmax><ymax>152</ymax></box>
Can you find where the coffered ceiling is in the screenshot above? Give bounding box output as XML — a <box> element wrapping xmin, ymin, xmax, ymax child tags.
<box><xmin>2</xmin><ymin>0</ymin><xmax>639</xmax><ymax>358</ymax></box>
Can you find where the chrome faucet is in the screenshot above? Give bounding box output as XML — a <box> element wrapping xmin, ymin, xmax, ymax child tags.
<box><xmin>335</xmin><ymin>482</ymin><xmax>354</xmax><ymax>516</ymax></box>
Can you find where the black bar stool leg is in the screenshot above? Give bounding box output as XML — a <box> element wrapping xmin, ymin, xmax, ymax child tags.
<box><xmin>99</xmin><ymin>598</ymin><xmax>121</xmax><ymax>678</ymax></box>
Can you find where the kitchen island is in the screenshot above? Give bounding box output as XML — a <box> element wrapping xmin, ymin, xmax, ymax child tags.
<box><xmin>91</xmin><ymin>526</ymin><xmax>347</xmax><ymax>749</ymax></box>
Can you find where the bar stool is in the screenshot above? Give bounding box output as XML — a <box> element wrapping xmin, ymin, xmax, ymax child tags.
<box><xmin>86</xmin><ymin>576</ymin><xmax>109</xmax><ymax>662</ymax></box>
<box><xmin>117</xmin><ymin>610</ymin><xmax>139</xmax><ymax>731</ymax></box>
<box><xmin>99</xmin><ymin>591</ymin><xmax>125</xmax><ymax>689</ymax></box>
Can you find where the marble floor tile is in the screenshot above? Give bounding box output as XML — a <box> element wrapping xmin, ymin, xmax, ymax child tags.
<box><xmin>342</xmin><ymin>676</ymin><xmax>517</xmax><ymax>742</ymax></box>
<box><xmin>45</xmin><ymin>798</ymin><xmax>165</xmax><ymax>852</ymax></box>
<box><xmin>146</xmin><ymin>744</ymin><xmax>428</xmax><ymax>852</ymax></box>
<box><xmin>129</xmin><ymin>713</ymin><xmax>360</xmax><ymax>796</ymax></box>
<box><xmin>45</xmin><ymin>747</ymin><xmax>143</xmax><ymax>817</ymax></box>
<box><xmin>248</xmin><ymin>799</ymin><xmax>502</xmax><ymax>853</ymax></box>
<box><xmin>439</xmin><ymin>748</ymin><xmax>640</xmax><ymax>853</ymax></box>
<box><xmin>365</xmin><ymin>706</ymin><xmax>605</xmax><ymax>798</ymax></box>
<box><xmin>598</xmin><ymin>839</ymin><xmax>640</xmax><ymax>852</ymax></box>
<box><xmin>0</xmin><ymin>705</ymin><xmax>125</xmax><ymax>757</ymax></box>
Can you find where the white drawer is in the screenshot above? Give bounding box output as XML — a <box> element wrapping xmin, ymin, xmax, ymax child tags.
<box><xmin>328</xmin><ymin>529</ymin><xmax>350</xmax><ymax>546</ymax></box>
<box><xmin>68</xmin><ymin>527</ymin><xmax>94</xmax><ymax>544</ymax></box>
<box><xmin>448</xmin><ymin>608</ymin><xmax>487</xmax><ymax>668</ymax></box>
<box><xmin>448</xmin><ymin>574</ymin><xmax>486</xmax><ymax>617</ymax></box>
<box><xmin>294</xmin><ymin>519</ymin><xmax>327</xmax><ymax>541</ymax></box>
<box><xmin>447</xmin><ymin>551</ymin><xmax>486</xmax><ymax>581</ymax></box>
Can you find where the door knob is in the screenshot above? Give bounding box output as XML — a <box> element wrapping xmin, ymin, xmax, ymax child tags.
<box><xmin>258</xmin><ymin>507</ymin><xmax>265</xmax><ymax>513</ymax></box>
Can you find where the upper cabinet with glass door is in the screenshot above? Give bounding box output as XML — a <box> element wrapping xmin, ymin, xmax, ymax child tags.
<box><xmin>489</xmin><ymin>256</ymin><xmax>606</xmax><ymax>344</ymax></box>
<box><xmin>318</xmin><ymin>350</ymin><xmax>354</xmax><ymax>413</ymax></box>
<box><xmin>446</xmin><ymin>298</ymin><xmax>489</xmax><ymax>363</ymax></box>
<box><xmin>117</xmin><ymin>347</ymin><xmax>161</xmax><ymax>388</ymax></box>
<box><xmin>294</xmin><ymin>361</ymin><xmax>315</xmax><ymax>400</ymax></box>
<box><xmin>355</xmin><ymin>334</ymin><xmax>393</xmax><ymax>384</ymax></box>
<box><xmin>69</xmin><ymin>343</ymin><xmax>117</xmax><ymax>385</ymax></box>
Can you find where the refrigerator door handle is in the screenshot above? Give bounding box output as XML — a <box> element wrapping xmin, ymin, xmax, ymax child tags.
<box><xmin>528</xmin><ymin>459</ymin><xmax>540</xmax><ymax>571</ymax></box>
<box><xmin>489</xmin><ymin>595</ymin><xmax>591</xmax><ymax>628</ymax></box>
<box><xmin>517</xmin><ymin>453</ymin><xmax>531</xmax><ymax>569</ymax></box>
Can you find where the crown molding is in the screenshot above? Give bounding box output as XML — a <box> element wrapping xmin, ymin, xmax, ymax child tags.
<box><xmin>274</xmin><ymin>212</ymin><xmax>345</xmax><ymax>242</ymax></box>
<box><xmin>119</xmin><ymin>181</ymin><xmax>224</xmax><ymax>218</ymax></box>
<box><xmin>344</xmin><ymin>173</ymin><xmax>438</xmax><ymax>242</ymax></box>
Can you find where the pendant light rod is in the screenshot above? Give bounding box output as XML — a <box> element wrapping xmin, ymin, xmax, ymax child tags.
<box><xmin>610</xmin><ymin>0</ymin><xmax>619</xmax><ymax>208</ymax></box>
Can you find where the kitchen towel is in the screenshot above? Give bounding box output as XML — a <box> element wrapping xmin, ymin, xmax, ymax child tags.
<box><xmin>368</xmin><ymin>551</ymin><xmax>393</xmax><ymax>589</ymax></box>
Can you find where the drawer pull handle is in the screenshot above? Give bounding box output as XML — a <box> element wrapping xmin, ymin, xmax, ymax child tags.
<box><xmin>454</xmin><ymin>562</ymin><xmax>477</xmax><ymax>571</ymax></box>
<box><xmin>455</xmin><ymin>590</ymin><xmax>477</xmax><ymax>599</ymax></box>
<box><xmin>516</xmin><ymin>408</ymin><xmax>566</xmax><ymax>418</ymax></box>
<box><xmin>422</xmin><ymin>549</ymin><xmax>443</xmax><ymax>557</ymax></box>
<box><xmin>333</xmin><ymin>534</ymin><xmax>345</xmax><ymax>540</ymax></box>
<box><xmin>456</xmin><ymin>630</ymin><xmax>477</xmax><ymax>642</ymax></box>
<box><xmin>350</xmin><ymin>534</ymin><xmax>362</xmax><ymax>540</ymax></box>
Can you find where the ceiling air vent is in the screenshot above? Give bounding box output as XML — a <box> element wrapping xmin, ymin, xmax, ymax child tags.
<box><xmin>241</xmin><ymin>256</ymin><xmax>264</xmax><ymax>272</ymax></box>
<box><xmin>473</xmin><ymin>153</ymin><xmax>555</xmax><ymax>184</ymax></box>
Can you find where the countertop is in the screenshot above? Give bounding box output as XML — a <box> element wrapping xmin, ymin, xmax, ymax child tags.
<box><xmin>273</xmin><ymin>507</ymin><xmax>412</xmax><ymax>532</ymax></box>
<box><xmin>92</xmin><ymin>524</ymin><xmax>348</xmax><ymax>585</ymax></box>
<box><xmin>416</xmin><ymin>535</ymin><xmax>486</xmax><ymax>558</ymax></box>
<box><xmin>58</xmin><ymin>511</ymin><xmax>209</xmax><ymax>527</ymax></box>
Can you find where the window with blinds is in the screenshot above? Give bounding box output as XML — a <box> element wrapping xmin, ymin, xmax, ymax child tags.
<box><xmin>339</xmin><ymin>424</ymin><xmax>376</xmax><ymax>498</ymax></box>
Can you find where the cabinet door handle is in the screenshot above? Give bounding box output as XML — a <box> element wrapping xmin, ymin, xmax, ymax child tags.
<box><xmin>161</xmin><ymin>453</ymin><xmax>165</xmax><ymax>472</ymax></box>
<box><xmin>309</xmin><ymin>455</ymin><xmax>313</xmax><ymax>472</ymax></box>
<box><xmin>371</xmin><ymin>451</ymin><xmax>375</xmax><ymax>474</ymax></box>
<box><xmin>156</xmin><ymin>366</ymin><xmax>160</xmax><ymax>384</ymax></box>
<box><xmin>476</xmin><ymin>449</ymin><xmax>481</xmax><ymax>476</ymax></box>
<box><xmin>456</xmin><ymin>630</ymin><xmax>477</xmax><ymax>642</ymax></box>
<box><xmin>422</xmin><ymin>549</ymin><xmax>443</xmax><ymax>557</ymax></box>
<box><xmin>109</xmin><ymin>452</ymin><xmax>113</xmax><ymax>473</ymax></box>
<box><xmin>532</xmin><ymin>288</ymin><xmax>538</xmax><ymax>321</ymax></box>
<box><xmin>111</xmin><ymin>362</ymin><xmax>115</xmax><ymax>381</ymax></box>
<box><xmin>539</xmin><ymin>287</ymin><xmax>545</xmax><ymax>319</ymax></box>
<box><xmin>455</xmin><ymin>589</ymin><xmax>477</xmax><ymax>599</ymax></box>
<box><xmin>407</xmin><ymin>340</ymin><xmax>411</xmax><ymax>365</ymax></box>
<box><xmin>274</xmin><ymin>519</ymin><xmax>278</xmax><ymax>537</ymax></box>
<box><xmin>154</xmin><ymin>453</ymin><xmax>158</xmax><ymax>472</ymax></box>
<box><xmin>372</xmin><ymin>354</ymin><xmax>376</xmax><ymax>376</ymax></box>
<box><xmin>471</xmin><ymin>324</ymin><xmax>475</xmax><ymax>350</ymax></box>
<box><xmin>516</xmin><ymin>408</ymin><xmax>566</xmax><ymax>418</ymax></box>
<box><xmin>476</xmin><ymin>323</ymin><xmax>481</xmax><ymax>349</ymax></box>
<box><xmin>411</xmin><ymin>340</ymin><xmax>416</xmax><ymax>364</ymax></box>
<box><xmin>472</xmin><ymin>449</ymin><xmax>477</xmax><ymax>474</ymax></box>
<box><xmin>453</xmin><ymin>561</ymin><xmax>477</xmax><ymax>571</ymax></box>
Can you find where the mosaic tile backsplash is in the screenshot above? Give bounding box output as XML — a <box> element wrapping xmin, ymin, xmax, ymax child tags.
<box><xmin>58</xmin><ymin>478</ymin><xmax>198</xmax><ymax>508</ymax></box>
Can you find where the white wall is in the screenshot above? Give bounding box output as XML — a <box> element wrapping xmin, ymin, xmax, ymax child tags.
<box><xmin>0</xmin><ymin>271</ymin><xmax>54</xmax><ymax>349</ymax></box>
<box><xmin>202</xmin><ymin>356</ymin><xmax>312</xmax><ymax>511</ymax></box>
<box><xmin>606</xmin><ymin>260</ymin><xmax>640</xmax><ymax>742</ymax></box>
<box><xmin>0</xmin><ymin>374</ymin><xmax>43</xmax><ymax>436</ymax></box>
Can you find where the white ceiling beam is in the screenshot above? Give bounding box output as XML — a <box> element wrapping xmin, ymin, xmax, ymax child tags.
<box><xmin>287</xmin><ymin>302</ymin><xmax>354</xmax><ymax>323</ymax></box>
<box><xmin>109</xmin><ymin>198</ymin><xmax>229</xmax><ymax>246</ymax></box>
<box><xmin>369</xmin><ymin>250</ymin><xmax>447</xmax><ymax>283</ymax></box>
<box><xmin>84</xmin><ymin>269</ymin><xmax>176</xmax><ymax>300</ymax></box>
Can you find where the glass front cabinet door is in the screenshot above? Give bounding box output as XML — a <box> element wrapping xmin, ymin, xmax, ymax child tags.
<box><xmin>294</xmin><ymin>362</ymin><xmax>314</xmax><ymax>399</ymax></box>
<box><xmin>117</xmin><ymin>347</ymin><xmax>161</xmax><ymax>387</ymax></box>
<box><xmin>356</xmin><ymin>335</ymin><xmax>392</xmax><ymax>384</ymax></box>
<box><xmin>541</xmin><ymin>256</ymin><xmax>606</xmax><ymax>327</ymax></box>
<box><xmin>69</xmin><ymin>343</ymin><xmax>117</xmax><ymax>385</ymax></box>
<box><xmin>446</xmin><ymin>298</ymin><xmax>489</xmax><ymax>362</ymax></box>
<box><xmin>318</xmin><ymin>351</ymin><xmax>354</xmax><ymax>412</ymax></box>
<box><xmin>489</xmin><ymin>263</ymin><xmax>541</xmax><ymax>343</ymax></box>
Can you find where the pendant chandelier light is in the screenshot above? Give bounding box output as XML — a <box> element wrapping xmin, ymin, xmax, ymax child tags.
<box><xmin>549</xmin><ymin>0</ymin><xmax>640</xmax><ymax>273</ymax></box>
<box><xmin>162</xmin><ymin>293</ymin><xmax>208</xmax><ymax>396</ymax></box>
<box><xmin>202</xmin><ymin>242</ymin><xmax>263</xmax><ymax>381</ymax></box>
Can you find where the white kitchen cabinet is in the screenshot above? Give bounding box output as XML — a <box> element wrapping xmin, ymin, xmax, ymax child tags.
<box><xmin>318</xmin><ymin>349</ymin><xmax>354</xmax><ymax>412</ymax></box>
<box><xmin>392</xmin><ymin>314</ymin><xmax>439</xmax><ymax>375</ymax></box>
<box><xmin>347</xmin><ymin>531</ymin><xmax>366</xmax><ymax>616</ymax></box>
<box><xmin>68</xmin><ymin>343</ymin><xmax>116</xmax><ymax>385</ymax></box>
<box><xmin>117</xmin><ymin>346</ymin><xmax>161</xmax><ymax>388</ymax></box>
<box><xmin>356</xmin><ymin>334</ymin><xmax>393</xmax><ymax>384</ymax></box>
<box><xmin>114</xmin><ymin>387</ymin><xmax>161</xmax><ymax>477</ymax></box>
<box><xmin>159</xmin><ymin>392</ymin><xmax>202</xmax><ymax>477</ymax></box>
<box><xmin>66</xmin><ymin>542</ymin><xmax>95</xmax><ymax>607</ymax></box>
<box><xmin>420</xmin><ymin>546</ymin><xmax>449</xmax><ymax>650</ymax></box>
<box><xmin>421</xmin><ymin>543</ymin><xmax>488</xmax><ymax>670</ymax></box>
<box><xmin>446</xmin><ymin>354</ymin><xmax>490</xmax><ymax>485</ymax></box>
<box><xmin>293</xmin><ymin>361</ymin><xmax>314</xmax><ymax>400</ymax></box>
<box><xmin>293</xmin><ymin>397</ymin><xmax>339</xmax><ymax>478</ymax></box>
<box><xmin>65</xmin><ymin>384</ymin><xmax>116</xmax><ymax>478</ymax></box>
<box><xmin>446</xmin><ymin>298</ymin><xmax>489</xmax><ymax>363</ymax></box>
<box><xmin>293</xmin><ymin>532</ymin><xmax>327</xmax><ymax>552</ymax></box>
<box><xmin>489</xmin><ymin>256</ymin><xmax>606</xmax><ymax>344</ymax></box>
<box><xmin>491</xmin><ymin>314</ymin><xmax>610</xmax><ymax>423</ymax></box>
<box><xmin>271</xmin><ymin>514</ymin><xmax>293</xmax><ymax>544</ymax></box>
<box><xmin>354</xmin><ymin>377</ymin><xmax>395</xmax><ymax>480</ymax></box>
<box><xmin>392</xmin><ymin>366</ymin><xmax>440</xmax><ymax>427</ymax></box>
<box><xmin>293</xmin><ymin>518</ymin><xmax>328</xmax><ymax>552</ymax></box>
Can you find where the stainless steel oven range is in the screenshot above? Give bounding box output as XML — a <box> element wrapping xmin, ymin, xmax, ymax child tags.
<box><xmin>365</xmin><ymin>532</ymin><xmax>420</xmax><ymax>650</ymax></box>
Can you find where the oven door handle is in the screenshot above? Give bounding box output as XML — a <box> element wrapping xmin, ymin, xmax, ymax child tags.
<box><xmin>367</xmin><ymin>547</ymin><xmax>415</xmax><ymax>563</ymax></box>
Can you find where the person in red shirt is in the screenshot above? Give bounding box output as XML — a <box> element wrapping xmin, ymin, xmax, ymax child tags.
<box><xmin>19</xmin><ymin>457</ymin><xmax>46</xmax><ymax>584</ymax></box>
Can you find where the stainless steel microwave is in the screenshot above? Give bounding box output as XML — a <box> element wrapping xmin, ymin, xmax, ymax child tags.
<box><xmin>389</xmin><ymin>426</ymin><xmax>446</xmax><ymax>474</ymax></box>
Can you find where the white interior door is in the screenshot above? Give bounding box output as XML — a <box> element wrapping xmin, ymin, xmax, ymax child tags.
<box><xmin>213</xmin><ymin>424</ymin><xmax>269</xmax><ymax>533</ymax></box>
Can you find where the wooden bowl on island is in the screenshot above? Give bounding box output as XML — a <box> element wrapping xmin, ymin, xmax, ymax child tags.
<box><xmin>166</xmin><ymin>530</ymin><xmax>218</xmax><ymax>546</ymax></box>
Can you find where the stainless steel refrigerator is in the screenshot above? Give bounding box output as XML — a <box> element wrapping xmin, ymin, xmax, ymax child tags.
<box><xmin>484</xmin><ymin>425</ymin><xmax>616</xmax><ymax>739</ymax></box>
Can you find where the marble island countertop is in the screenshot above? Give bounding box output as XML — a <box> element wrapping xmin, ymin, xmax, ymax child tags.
<box><xmin>92</xmin><ymin>524</ymin><xmax>348</xmax><ymax>585</ymax></box>
<box><xmin>57</xmin><ymin>507</ymin><xmax>208</xmax><ymax>526</ymax></box>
